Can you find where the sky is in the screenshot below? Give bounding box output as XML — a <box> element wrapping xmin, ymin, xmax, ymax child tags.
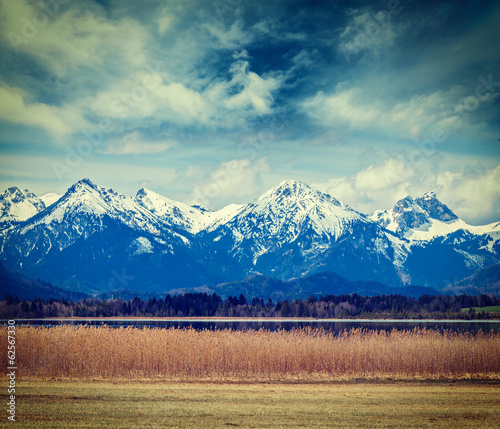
<box><xmin>0</xmin><ymin>0</ymin><xmax>499</xmax><ymax>224</ymax></box>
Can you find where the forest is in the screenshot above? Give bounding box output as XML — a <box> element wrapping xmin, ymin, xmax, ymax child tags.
<box><xmin>1</xmin><ymin>292</ymin><xmax>499</xmax><ymax>319</ymax></box>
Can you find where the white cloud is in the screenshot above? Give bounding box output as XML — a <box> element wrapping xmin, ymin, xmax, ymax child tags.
<box><xmin>100</xmin><ymin>131</ymin><xmax>177</xmax><ymax>155</ymax></box>
<box><xmin>312</xmin><ymin>158</ymin><xmax>500</xmax><ymax>225</ymax></box>
<box><xmin>312</xmin><ymin>158</ymin><xmax>415</xmax><ymax>214</ymax></box>
<box><xmin>233</xmin><ymin>49</ymin><xmax>250</xmax><ymax>60</ymax></box>
<box><xmin>188</xmin><ymin>157</ymin><xmax>271</xmax><ymax>208</ymax></box>
<box><xmin>156</xmin><ymin>82</ymin><xmax>212</xmax><ymax>124</ymax></box>
<box><xmin>0</xmin><ymin>83</ymin><xmax>79</xmax><ymax>138</ymax></box>
<box><xmin>434</xmin><ymin>166</ymin><xmax>500</xmax><ymax>224</ymax></box>
<box><xmin>338</xmin><ymin>9</ymin><xmax>398</xmax><ymax>59</ymax></box>
<box><xmin>0</xmin><ymin>1</ymin><xmax>284</xmax><ymax>139</ymax></box>
<box><xmin>302</xmin><ymin>84</ymin><xmax>481</xmax><ymax>140</ymax></box>
<box><xmin>86</xmin><ymin>69</ymin><xmax>213</xmax><ymax>127</ymax></box>
<box><xmin>87</xmin><ymin>59</ymin><xmax>280</xmax><ymax>130</ymax></box>
<box><xmin>223</xmin><ymin>60</ymin><xmax>280</xmax><ymax>115</ymax></box>
<box><xmin>203</xmin><ymin>20</ymin><xmax>247</xmax><ymax>50</ymax></box>
<box><xmin>303</xmin><ymin>87</ymin><xmax>379</xmax><ymax>130</ymax></box>
<box><xmin>0</xmin><ymin>0</ymin><xmax>148</xmax><ymax>76</ymax></box>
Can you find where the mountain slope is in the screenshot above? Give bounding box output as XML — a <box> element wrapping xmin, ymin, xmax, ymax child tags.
<box><xmin>203</xmin><ymin>180</ymin><xmax>408</xmax><ymax>284</ymax></box>
<box><xmin>135</xmin><ymin>188</ymin><xmax>242</xmax><ymax>234</ymax></box>
<box><xmin>441</xmin><ymin>263</ymin><xmax>500</xmax><ymax>296</ymax></box>
<box><xmin>0</xmin><ymin>187</ymin><xmax>47</xmax><ymax>229</ymax></box>
<box><xmin>211</xmin><ymin>271</ymin><xmax>440</xmax><ymax>300</ymax></box>
<box><xmin>0</xmin><ymin>179</ymin><xmax>241</xmax><ymax>294</ymax></box>
<box><xmin>371</xmin><ymin>192</ymin><xmax>500</xmax><ymax>242</ymax></box>
<box><xmin>0</xmin><ymin>179</ymin><xmax>498</xmax><ymax>297</ymax></box>
<box><xmin>0</xmin><ymin>262</ymin><xmax>88</xmax><ymax>301</ymax></box>
<box><xmin>371</xmin><ymin>192</ymin><xmax>500</xmax><ymax>289</ymax></box>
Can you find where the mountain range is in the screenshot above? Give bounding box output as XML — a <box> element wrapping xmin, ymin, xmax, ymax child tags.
<box><xmin>1</xmin><ymin>178</ymin><xmax>499</xmax><ymax>298</ymax></box>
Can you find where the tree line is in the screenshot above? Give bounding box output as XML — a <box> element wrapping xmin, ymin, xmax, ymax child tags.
<box><xmin>1</xmin><ymin>292</ymin><xmax>499</xmax><ymax>320</ymax></box>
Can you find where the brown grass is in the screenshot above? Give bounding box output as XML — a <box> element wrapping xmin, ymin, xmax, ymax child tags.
<box><xmin>2</xmin><ymin>326</ymin><xmax>499</xmax><ymax>380</ymax></box>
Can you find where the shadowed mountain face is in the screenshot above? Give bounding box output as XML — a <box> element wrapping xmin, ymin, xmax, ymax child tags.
<box><xmin>0</xmin><ymin>179</ymin><xmax>498</xmax><ymax>297</ymax></box>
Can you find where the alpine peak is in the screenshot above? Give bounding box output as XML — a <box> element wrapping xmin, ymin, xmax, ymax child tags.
<box><xmin>67</xmin><ymin>178</ymin><xmax>101</xmax><ymax>194</ymax></box>
<box><xmin>265</xmin><ymin>179</ymin><xmax>312</xmax><ymax>196</ymax></box>
<box><xmin>421</xmin><ymin>191</ymin><xmax>437</xmax><ymax>199</ymax></box>
<box><xmin>258</xmin><ymin>179</ymin><xmax>343</xmax><ymax>207</ymax></box>
<box><xmin>0</xmin><ymin>186</ymin><xmax>46</xmax><ymax>226</ymax></box>
<box><xmin>415</xmin><ymin>192</ymin><xmax>457</xmax><ymax>222</ymax></box>
<box><xmin>1</xmin><ymin>178</ymin><xmax>498</xmax><ymax>295</ymax></box>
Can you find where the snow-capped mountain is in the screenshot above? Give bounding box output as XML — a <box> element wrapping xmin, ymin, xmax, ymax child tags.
<box><xmin>0</xmin><ymin>178</ymin><xmax>498</xmax><ymax>295</ymax></box>
<box><xmin>27</xmin><ymin>178</ymin><xmax>171</xmax><ymax>237</ymax></box>
<box><xmin>0</xmin><ymin>187</ymin><xmax>47</xmax><ymax>228</ymax></box>
<box><xmin>370</xmin><ymin>192</ymin><xmax>500</xmax><ymax>288</ymax></box>
<box><xmin>371</xmin><ymin>192</ymin><xmax>500</xmax><ymax>242</ymax></box>
<box><xmin>203</xmin><ymin>180</ymin><xmax>408</xmax><ymax>283</ymax></box>
<box><xmin>0</xmin><ymin>179</ymin><xmax>239</xmax><ymax>294</ymax></box>
<box><xmin>0</xmin><ymin>187</ymin><xmax>62</xmax><ymax>230</ymax></box>
<box><xmin>135</xmin><ymin>188</ymin><xmax>243</xmax><ymax>234</ymax></box>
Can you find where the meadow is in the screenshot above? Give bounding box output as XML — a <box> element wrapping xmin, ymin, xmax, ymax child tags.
<box><xmin>2</xmin><ymin>380</ymin><xmax>499</xmax><ymax>428</ymax></box>
<box><xmin>2</xmin><ymin>325</ymin><xmax>499</xmax><ymax>380</ymax></box>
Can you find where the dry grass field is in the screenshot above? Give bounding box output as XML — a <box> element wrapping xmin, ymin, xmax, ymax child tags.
<box><xmin>2</xmin><ymin>326</ymin><xmax>499</xmax><ymax>380</ymax></box>
<box><xmin>2</xmin><ymin>380</ymin><xmax>499</xmax><ymax>428</ymax></box>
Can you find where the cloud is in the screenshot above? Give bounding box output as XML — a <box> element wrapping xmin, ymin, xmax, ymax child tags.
<box><xmin>87</xmin><ymin>58</ymin><xmax>281</xmax><ymax>130</ymax></box>
<box><xmin>0</xmin><ymin>82</ymin><xmax>76</xmax><ymax>138</ymax></box>
<box><xmin>303</xmin><ymin>87</ymin><xmax>379</xmax><ymax>130</ymax></box>
<box><xmin>188</xmin><ymin>157</ymin><xmax>271</xmax><ymax>208</ymax></box>
<box><xmin>0</xmin><ymin>0</ymin><xmax>284</xmax><ymax>141</ymax></box>
<box><xmin>312</xmin><ymin>158</ymin><xmax>415</xmax><ymax>214</ymax></box>
<box><xmin>223</xmin><ymin>60</ymin><xmax>280</xmax><ymax>115</ymax></box>
<box><xmin>233</xmin><ymin>49</ymin><xmax>250</xmax><ymax>60</ymax></box>
<box><xmin>157</xmin><ymin>8</ymin><xmax>172</xmax><ymax>34</ymax></box>
<box><xmin>338</xmin><ymin>8</ymin><xmax>399</xmax><ymax>60</ymax></box>
<box><xmin>0</xmin><ymin>0</ymin><xmax>148</xmax><ymax>77</ymax></box>
<box><xmin>203</xmin><ymin>20</ymin><xmax>248</xmax><ymax>50</ymax></box>
<box><xmin>301</xmin><ymin>83</ymin><xmax>491</xmax><ymax>140</ymax></box>
<box><xmin>85</xmin><ymin>68</ymin><xmax>213</xmax><ymax>129</ymax></box>
<box><xmin>435</xmin><ymin>166</ymin><xmax>500</xmax><ymax>225</ymax></box>
<box><xmin>99</xmin><ymin>131</ymin><xmax>177</xmax><ymax>155</ymax></box>
<box><xmin>312</xmin><ymin>157</ymin><xmax>500</xmax><ymax>225</ymax></box>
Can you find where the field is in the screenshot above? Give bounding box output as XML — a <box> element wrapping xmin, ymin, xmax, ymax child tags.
<box><xmin>2</xmin><ymin>325</ymin><xmax>499</xmax><ymax>380</ymax></box>
<box><xmin>461</xmin><ymin>306</ymin><xmax>500</xmax><ymax>313</ymax></box>
<box><xmin>2</xmin><ymin>326</ymin><xmax>500</xmax><ymax>427</ymax></box>
<box><xmin>2</xmin><ymin>380</ymin><xmax>499</xmax><ymax>428</ymax></box>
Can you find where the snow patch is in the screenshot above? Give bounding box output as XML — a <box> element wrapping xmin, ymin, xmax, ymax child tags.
<box><xmin>131</xmin><ymin>237</ymin><xmax>154</xmax><ymax>255</ymax></box>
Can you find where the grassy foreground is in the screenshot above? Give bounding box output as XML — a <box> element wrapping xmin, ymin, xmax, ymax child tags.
<box><xmin>3</xmin><ymin>380</ymin><xmax>500</xmax><ymax>428</ymax></box>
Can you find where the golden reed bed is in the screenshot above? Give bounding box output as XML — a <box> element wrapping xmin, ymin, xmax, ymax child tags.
<box><xmin>2</xmin><ymin>326</ymin><xmax>499</xmax><ymax>381</ymax></box>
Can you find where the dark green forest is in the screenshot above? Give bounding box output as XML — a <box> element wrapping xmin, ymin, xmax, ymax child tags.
<box><xmin>1</xmin><ymin>292</ymin><xmax>499</xmax><ymax>320</ymax></box>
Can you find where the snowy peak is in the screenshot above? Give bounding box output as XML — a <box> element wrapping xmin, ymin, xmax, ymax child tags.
<box><xmin>257</xmin><ymin>179</ymin><xmax>342</xmax><ymax>207</ymax></box>
<box><xmin>136</xmin><ymin>188</ymin><xmax>244</xmax><ymax>234</ymax></box>
<box><xmin>57</xmin><ymin>178</ymin><xmax>127</xmax><ymax>217</ymax></box>
<box><xmin>392</xmin><ymin>196</ymin><xmax>430</xmax><ymax>232</ymax></box>
<box><xmin>213</xmin><ymin>179</ymin><xmax>366</xmax><ymax>248</ymax></box>
<box><xmin>370</xmin><ymin>196</ymin><xmax>429</xmax><ymax>236</ymax></box>
<box><xmin>135</xmin><ymin>187</ymin><xmax>208</xmax><ymax>233</ymax></box>
<box><xmin>415</xmin><ymin>192</ymin><xmax>458</xmax><ymax>222</ymax></box>
<box><xmin>0</xmin><ymin>186</ymin><xmax>46</xmax><ymax>226</ymax></box>
<box><xmin>371</xmin><ymin>192</ymin><xmax>476</xmax><ymax>242</ymax></box>
<box><xmin>26</xmin><ymin>179</ymin><xmax>170</xmax><ymax>237</ymax></box>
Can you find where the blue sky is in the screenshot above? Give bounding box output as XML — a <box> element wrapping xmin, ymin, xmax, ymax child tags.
<box><xmin>0</xmin><ymin>0</ymin><xmax>499</xmax><ymax>223</ymax></box>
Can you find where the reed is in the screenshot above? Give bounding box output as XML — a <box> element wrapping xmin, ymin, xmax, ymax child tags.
<box><xmin>2</xmin><ymin>326</ymin><xmax>499</xmax><ymax>380</ymax></box>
